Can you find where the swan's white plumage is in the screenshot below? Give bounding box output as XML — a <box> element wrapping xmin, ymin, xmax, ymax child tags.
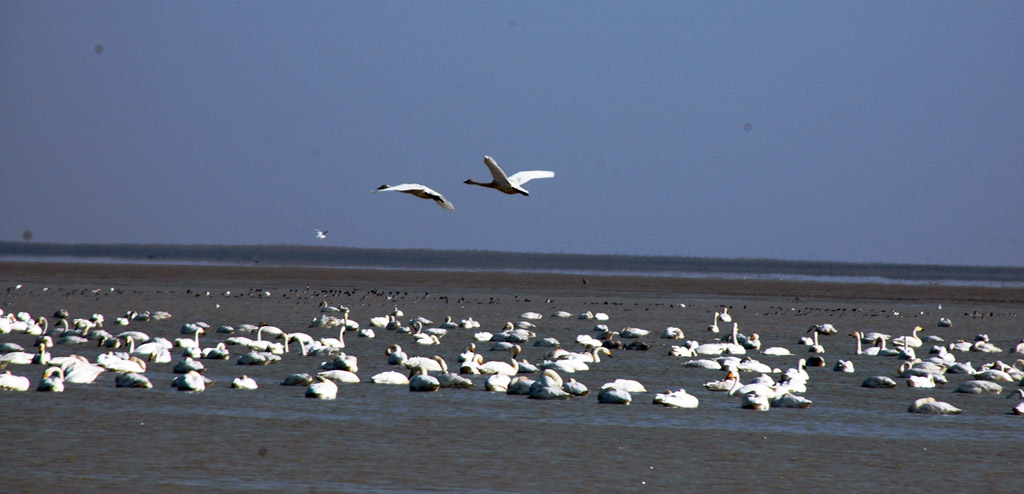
<box><xmin>374</xmin><ymin>183</ymin><xmax>455</xmax><ymax>210</ymax></box>
<box><xmin>464</xmin><ymin>155</ymin><xmax>554</xmax><ymax>196</ymax></box>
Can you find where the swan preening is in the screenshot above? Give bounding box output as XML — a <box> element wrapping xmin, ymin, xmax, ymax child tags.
<box><xmin>36</xmin><ymin>367</ymin><xmax>65</xmax><ymax>392</ymax></box>
<box><xmin>374</xmin><ymin>183</ymin><xmax>455</xmax><ymax>211</ymax></box>
<box><xmin>464</xmin><ymin>155</ymin><xmax>554</xmax><ymax>196</ymax></box>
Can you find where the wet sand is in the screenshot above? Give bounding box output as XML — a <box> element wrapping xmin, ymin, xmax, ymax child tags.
<box><xmin>2</xmin><ymin>261</ymin><xmax>1023</xmax><ymax>493</ymax></box>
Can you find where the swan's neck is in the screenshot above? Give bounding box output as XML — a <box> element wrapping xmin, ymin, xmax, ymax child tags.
<box><xmin>855</xmin><ymin>334</ymin><xmax>862</xmax><ymax>355</ymax></box>
<box><xmin>298</xmin><ymin>338</ymin><xmax>307</xmax><ymax>356</ymax></box>
<box><xmin>727</xmin><ymin>374</ymin><xmax>742</xmax><ymax>396</ymax></box>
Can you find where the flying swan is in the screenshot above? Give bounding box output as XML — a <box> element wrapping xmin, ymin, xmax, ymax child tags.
<box><xmin>464</xmin><ymin>155</ymin><xmax>554</xmax><ymax>196</ymax></box>
<box><xmin>374</xmin><ymin>183</ymin><xmax>455</xmax><ymax>211</ymax></box>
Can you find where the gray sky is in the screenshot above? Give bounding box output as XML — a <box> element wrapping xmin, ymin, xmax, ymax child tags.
<box><xmin>2</xmin><ymin>2</ymin><xmax>1022</xmax><ymax>267</ymax></box>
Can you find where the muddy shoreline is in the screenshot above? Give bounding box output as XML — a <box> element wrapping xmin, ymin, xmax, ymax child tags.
<box><xmin>4</xmin><ymin>261</ymin><xmax>1024</xmax><ymax>304</ymax></box>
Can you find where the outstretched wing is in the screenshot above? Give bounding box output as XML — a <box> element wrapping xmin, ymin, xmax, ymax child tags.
<box><xmin>375</xmin><ymin>183</ymin><xmax>454</xmax><ymax>211</ymax></box>
<box><xmin>431</xmin><ymin>193</ymin><xmax>456</xmax><ymax>211</ymax></box>
<box><xmin>507</xmin><ymin>170</ymin><xmax>555</xmax><ymax>187</ymax></box>
<box><xmin>482</xmin><ymin>156</ymin><xmax>512</xmax><ymax>186</ymax></box>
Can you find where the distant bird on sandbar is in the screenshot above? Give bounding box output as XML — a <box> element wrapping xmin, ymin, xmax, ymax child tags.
<box><xmin>464</xmin><ymin>155</ymin><xmax>554</xmax><ymax>196</ymax></box>
<box><xmin>374</xmin><ymin>184</ymin><xmax>455</xmax><ymax>211</ymax></box>
<box><xmin>314</xmin><ymin>229</ymin><xmax>328</xmax><ymax>239</ymax></box>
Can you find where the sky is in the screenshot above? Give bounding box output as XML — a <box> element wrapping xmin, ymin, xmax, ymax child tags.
<box><xmin>2</xmin><ymin>2</ymin><xmax>1022</xmax><ymax>267</ymax></box>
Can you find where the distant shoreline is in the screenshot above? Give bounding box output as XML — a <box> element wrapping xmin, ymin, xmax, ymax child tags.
<box><xmin>4</xmin><ymin>260</ymin><xmax>1024</xmax><ymax>304</ymax></box>
<box><xmin>2</xmin><ymin>241</ymin><xmax>1023</xmax><ymax>286</ymax></box>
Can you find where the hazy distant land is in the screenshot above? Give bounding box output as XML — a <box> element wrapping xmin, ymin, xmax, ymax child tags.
<box><xmin>2</xmin><ymin>241</ymin><xmax>1022</xmax><ymax>285</ymax></box>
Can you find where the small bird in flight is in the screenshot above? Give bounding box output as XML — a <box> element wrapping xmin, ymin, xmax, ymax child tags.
<box><xmin>314</xmin><ymin>229</ymin><xmax>328</xmax><ymax>239</ymax></box>
<box><xmin>464</xmin><ymin>155</ymin><xmax>555</xmax><ymax>196</ymax></box>
<box><xmin>374</xmin><ymin>183</ymin><xmax>455</xmax><ymax>211</ymax></box>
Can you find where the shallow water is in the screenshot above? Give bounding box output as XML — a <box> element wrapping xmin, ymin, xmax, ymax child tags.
<box><xmin>2</xmin><ymin>268</ymin><xmax>1022</xmax><ymax>492</ymax></box>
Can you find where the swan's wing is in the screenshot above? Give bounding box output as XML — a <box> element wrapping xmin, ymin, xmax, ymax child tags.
<box><xmin>507</xmin><ymin>170</ymin><xmax>555</xmax><ymax>187</ymax></box>
<box><xmin>375</xmin><ymin>183</ymin><xmax>425</xmax><ymax>194</ymax></box>
<box><xmin>482</xmin><ymin>156</ymin><xmax>512</xmax><ymax>186</ymax></box>
<box><xmin>376</xmin><ymin>184</ymin><xmax>454</xmax><ymax>211</ymax></box>
<box><xmin>430</xmin><ymin>191</ymin><xmax>456</xmax><ymax>211</ymax></box>
<box><xmin>408</xmin><ymin>184</ymin><xmax>453</xmax><ymax>209</ymax></box>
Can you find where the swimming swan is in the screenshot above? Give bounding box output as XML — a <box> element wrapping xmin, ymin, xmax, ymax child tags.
<box><xmin>305</xmin><ymin>376</ymin><xmax>339</xmax><ymax>399</ymax></box>
<box><xmin>908</xmin><ymin>396</ymin><xmax>962</xmax><ymax>414</ymax></box>
<box><xmin>0</xmin><ymin>370</ymin><xmax>31</xmax><ymax>391</ymax></box>
<box><xmin>653</xmin><ymin>389</ymin><xmax>699</xmax><ymax>408</ymax></box>
<box><xmin>36</xmin><ymin>367</ymin><xmax>65</xmax><ymax>392</ymax></box>
<box><xmin>231</xmin><ymin>375</ymin><xmax>258</xmax><ymax>389</ymax></box>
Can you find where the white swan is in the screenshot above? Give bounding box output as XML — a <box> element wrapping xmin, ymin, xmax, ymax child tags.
<box><xmin>374</xmin><ymin>183</ymin><xmax>455</xmax><ymax>210</ymax></box>
<box><xmin>704</xmin><ymin>370</ymin><xmax>739</xmax><ymax>392</ymax></box>
<box><xmin>173</xmin><ymin>356</ymin><xmax>205</xmax><ymax>374</ymax></box>
<box><xmin>602</xmin><ymin>378</ymin><xmax>647</xmax><ymax>393</ymax></box>
<box><xmin>237</xmin><ymin>351</ymin><xmax>280</xmax><ymax>365</ymax></box>
<box><xmin>833</xmin><ymin>359</ymin><xmax>855</xmax><ymax>373</ymax></box>
<box><xmin>477</xmin><ymin>345</ymin><xmax>521</xmax><ymax>376</ymax></box>
<box><xmin>597</xmin><ymin>387</ymin><xmax>632</xmax><ymax>404</ymax></box>
<box><xmin>727</xmin><ymin>371</ymin><xmax>777</xmax><ymax>399</ymax></box>
<box><xmin>231</xmin><ymin>375</ymin><xmax>258</xmax><ymax>389</ymax></box>
<box><xmin>1009</xmin><ymin>389</ymin><xmax>1024</xmax><ymax>415</ymax></box>
<box><xmin>386</xmin><ymin>344</ymin><xmax>408</xmax><ymax>365</ymax></box>
<box><xmin>115</xmin><ymin>372</ymin><xmax>153</xmax><ymax>388</ymax></box>
<box><xmin>770</xmin><ymin>392</ymin><xmax>812</xmax><ymax>408</ymax></box>
<box><xmin>408</xmin><ymin>366</ymin><xmax>440</xmax><ymax>392</ymax></box>
<box><xmin>908</xmin><ymin>396</ymin><xmax>962</xmax><ymax>414</ymax></box>
<box><xmin>861</xmin><ymin>375</ymin><xmax>897</xmax><ymax>388</ymax></box>
<box><xmin>318</xmin><ymin>370</ymin><xmax>361</xmax><ymax>384</ymax></box>
<box><xmin>619</xmin><ymin>327</ymin><xmax>650</xmax><ymax>339</ymax></box>
<box><xmin>762</xmin><ymin>346</ymin><xmax>792</xmax><ymax>356</ymax></box>
<box><xmin>528</xmin><ymin>371</ymin><xmax>571</xmax><ymax>400</ymax></box>
<box><xmin>320</xmin><ymin>353</ymin><xmax>358</xmax><ymax>373</ymax></box>
<box><xmin>305</xmin><ymin>376</ymin><xmax>338</xmax><ymax>399</ymax></box>
<box><xmin>717</xmin><ymin>307</ymin><xmax>732</xmax><ymax>323</ymax></box>
<box><xmin>463</xmin><ymin>155</ymin><xmax>554</xmax><ymax>196</ymax></box>
<box><xmin>485</xmin><ymin>374</ymin><xmax>511</xmax><ymax>392</ymax></box>
<box><xmin>0</xmin><ymin>370</ymin><xmax>30</xmax><ymax>391</ymax></box>
<box><xmin>371</xmin><ymin>370</ymin><xmax>410</xmax><ymax>385</ymax></box>
<box><xmin>653</xmin><ymin>389</ymin><xmax>699</xmax><ymax>408</ymax></box>
<box><xmin>171</xmin><ymin>370</ymin><xmax>207</xmax><ymax>391</ymax></box>
<box><xmin>97</xmin><ymin>353</ymin><xmax>147</xmax><ymax>373</ymax></box>
<box><xmin>62</xmin><ymin>356</ymin><xmax>106</xmax><ymax>384</ymax></box>
<box><xmin>400</xmin><ymin>355</ymin><xmax>444</xmax><ymax>373</ymax></box>
<box><xmin>906</xmin><ymin>374</ymin><xmax>936</xmax><ymax>388</ymax></box>
<box><xmin>740</xmin><ymin>390</ymin><xmax>771</xmax><ymax>411</ymax></box>
<box><xmin>955</xmin><ymin>380</ymin><xmax>1003</xmax><ymax>394</ymax></box>
<box><xmin>707</xmin><ymin>312</ymin><xmax>720</xmax><ymax>333</ymax></box>
<box><xmin>660</xmin><ymin>326</ymin><xmax>685</xmax><ymax>339</ymax></box>
<box><xmin>314</xmin><ymin>229</ymin><xmax>328</xmax><ymax>239</ymax></box>
<box><xmin>36</xmin><ymin>367</ymin><xmax>65</xmax><ymax>392</ymax></box>
<box><xmin>894</xmin><ymin>326</ymin><xmax>924</xmax><ymax>349</ymax></box>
